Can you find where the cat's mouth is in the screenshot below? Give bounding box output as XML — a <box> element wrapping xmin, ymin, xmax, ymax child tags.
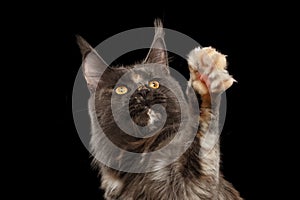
<box><xmin>128</xmin><ymin>107</ymin><xmax>164</xmax><ymax>138</ymax></box>
<box><xmin>129</xmin><ymin>107</ymin><xmax>150</xmax><ymax>127</ymax></box>
<box><xmin>129</xmin><ymin>104</ymin><xmax>152</xmax><ymax>127</ymax></box>
<box><xmin>129</xmin><ymin>93</ymin><xmax>166</xmax><ymax>128</ymax></box>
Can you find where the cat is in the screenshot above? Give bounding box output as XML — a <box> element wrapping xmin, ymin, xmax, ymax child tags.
<box><xmin>77</xmin><ymin>19</ymin><xmax>243</xmax><ymax>200</ymax></box>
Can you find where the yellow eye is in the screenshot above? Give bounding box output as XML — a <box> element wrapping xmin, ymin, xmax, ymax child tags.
<box><xmin>149</xmin><ymin>80</ymin><xmax>160</xmax><ymax>89</ymax></box>
<box><xmin>115</xmin><ymin>86</ymin><xmax>128</xmax><ymax>95</ymax></box>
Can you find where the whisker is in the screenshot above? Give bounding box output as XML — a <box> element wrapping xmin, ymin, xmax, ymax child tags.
<box><xmin>73</xmin><ymin>108</ymin><xmax>89</xmax><ymax>113</ymax></box>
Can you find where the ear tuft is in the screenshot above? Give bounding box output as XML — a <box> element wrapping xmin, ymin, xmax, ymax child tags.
<box><xmin>143</xmin><ymin>19</ymin><xmax>169</xmax><ymax>73</ymax></box>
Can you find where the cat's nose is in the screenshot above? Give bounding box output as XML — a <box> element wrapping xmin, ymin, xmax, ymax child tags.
<box><xmin>138</xmin><ymin>86</ymin><xmax>150</xmax><ymax>98</ymax></box>
<box><xmin>139</xmin><ymin>89</ymin><xmax>150</xmax><ymax>98</ymax></box>
<box><xmin>138</xmin><ymin>85</ymin><xmax>149</xmax><ymax>91</ymax></box>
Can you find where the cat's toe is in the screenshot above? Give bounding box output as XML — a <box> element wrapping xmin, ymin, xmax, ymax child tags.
<box><xmin>187</xmin><ymin>47</ymin><xmax>235</xmax><ymax>94</ymax></box>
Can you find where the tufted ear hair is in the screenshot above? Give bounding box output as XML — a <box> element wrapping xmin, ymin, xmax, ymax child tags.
<box><xmin>143</xmin><ymin>19</ymin><xmax>169</xmax><ymax>74</ymax></box>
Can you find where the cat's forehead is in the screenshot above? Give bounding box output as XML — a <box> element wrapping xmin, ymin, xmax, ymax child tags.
<box><xmin>131</xmin><ymin>73</ymin><xmax>143</xmax><ymax>83</ymax></box>
<box><xmin>113</xmin><ymin>64</ymin><xmax>172</xmax><ymax>86</ymax></box>
<box><xmin>124</xmin><ymin>66</ymin><xmax>161</xmax><ymax>83</ymax></box>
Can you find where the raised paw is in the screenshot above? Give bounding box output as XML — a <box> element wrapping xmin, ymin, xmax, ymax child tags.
<box><xmin>187</xmin><ymin>47</ymin><xmax>236</xmax><ymax>95</ymax></box>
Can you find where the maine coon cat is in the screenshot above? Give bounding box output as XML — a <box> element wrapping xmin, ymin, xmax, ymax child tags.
<box><xmin>77</xmin><ymin>20</ymin><xmax>242</xmax><ymax>200</ymax></box>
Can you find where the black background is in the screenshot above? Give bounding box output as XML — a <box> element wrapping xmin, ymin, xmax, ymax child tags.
<box><xmin>14</xmin><ymin>3</ymin><xmax>294</xmax><ymax>200</ymax></box>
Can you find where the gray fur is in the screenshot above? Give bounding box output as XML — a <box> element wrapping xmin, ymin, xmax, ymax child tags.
<box><xmin>77</xmin><ymin>19</ymin><xmax>243</xmax><ymax>200</ymax></box>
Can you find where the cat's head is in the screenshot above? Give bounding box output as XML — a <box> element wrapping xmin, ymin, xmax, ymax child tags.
<box><xmin>77</xmin><ymin>20</ymin><xmax>188</xmax><ymax>152</ymax></box>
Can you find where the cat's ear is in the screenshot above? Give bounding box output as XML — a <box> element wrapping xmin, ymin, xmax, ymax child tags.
<box><xmin>76</xmin><ymin>35</ymin><xmax>109</xmax><ymax>92</ymax></box>
<box><xmin>144</xmin><ymin>19</ymin><xmax>169</xmax><ymax>73</ymax></box>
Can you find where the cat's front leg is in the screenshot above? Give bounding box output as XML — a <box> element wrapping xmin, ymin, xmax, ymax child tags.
<box><xmin>187</xmin><ymin>47</ymin><xmax>235</xmax><ymax>193</ymax></box>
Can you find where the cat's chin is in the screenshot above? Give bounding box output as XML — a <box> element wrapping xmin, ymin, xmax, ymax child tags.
<box><xmin>144</xmin><ymin>108</ymin><xmax>166</xmax><ymax>135</ymax></box>
<box><xmin>147</xmin><ymin>109</ymin><xmax>162</xmax><ymax>126</ymax></box>
<box><xmin>127</xmin><ymin>108</ymin><xmax>164</xmax><ymax>137</ymax></box>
